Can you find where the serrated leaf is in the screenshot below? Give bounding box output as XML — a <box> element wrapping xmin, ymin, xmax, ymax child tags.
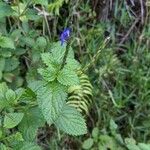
<box><xmin>38</xmin><ymin>66</ymin><xmax>57</xmax><ymax>82</ymax></box>
<box><xmin>4</xmin><ymin>113</ymin><xmax>24</xmax><ymax>129</ymax></box>
<box><xmin>57</xmin><ymin>68</ymin><xmax>79</xmax><ymax>86</ymax></box>
<box><xmin>19</xmin><ymin>107</ymin><xmax>45</xmax><ymax>141</ymax></box>
<box><xmin>16</xmin><ymin>142</ymin><xmax>41</xmax><ymax>150</ymax></box>
<box><xmin>46</xmin><ymin>42</ymin><xmax>74</xmax><ymax>65</ymax></box>
<box><xmin>41</xmin><ymin>53</ymin><xmax>54</xmax><ymax>67</ymax></box>
<box><xmin>0</xmin><ymin>36</ymin><xmax>15</xmax><ymax>49</ymax></box>
<box><xmin>37</xmin><ymin>82</ymin><xmax>67</xmax><ymax>124</ymax></box>
<box><xmin>65</xmin><ymin>58</ymin><xmax>81</xmax><ymax>70</ymax></box>
<box><xmin>55</xmin><ymin>105</ymin><xmax>87</xmax><ymax>135</ymax></box>
<box><xmin>82</xmin><ymin>138</ymin><xmax>94</xmax><ymax>149</ymax></box>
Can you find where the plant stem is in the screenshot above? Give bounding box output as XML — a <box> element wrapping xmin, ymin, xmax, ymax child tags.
<box><xmin>83</xmin><ymin>37</ymin><xmax>110</xmax><ymax>72</ymax></box>
<box><xmin>60</xmin><ymin>40</ymin><xmax>71</xmax><ymax>70</ymax></box>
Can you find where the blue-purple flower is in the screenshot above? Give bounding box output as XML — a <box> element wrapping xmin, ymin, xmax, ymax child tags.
<box><xmin>60</xmin><ymin>28</ymin><xmax>71</xmax><ymax>45</ymax></box>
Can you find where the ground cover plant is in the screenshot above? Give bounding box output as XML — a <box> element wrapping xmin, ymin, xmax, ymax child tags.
<box><xmin>0</xmin><ymin>0</ymin><xmax>150</xmax><ymax>149</ymax></box>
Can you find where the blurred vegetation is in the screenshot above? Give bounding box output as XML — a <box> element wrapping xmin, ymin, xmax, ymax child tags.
<box><xmin>0</xmin><ymin>0</ymin><xmax>150</xmax><ymax>149</ymax></box>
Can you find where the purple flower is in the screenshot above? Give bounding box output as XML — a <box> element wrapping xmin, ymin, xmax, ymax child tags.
<box><xmin>60</xmin><ymin>28</ymin><xmax>71</xmax><ymax>45</ymax></box>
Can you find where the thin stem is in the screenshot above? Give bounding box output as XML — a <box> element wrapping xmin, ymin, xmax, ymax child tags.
<box><xmin>83</xmin><ymin>37</ymin><xmax>110</xmax><ymax>72</ymax></box>
<box><xmin>42</xmin><ymin>6</ymin><xmax>51</xmax><ymax>40</ymax></box>
<box><xmin>60</xmin><ymin>40</ymin><xmax>71</xmax><ymax>70</ymax></box>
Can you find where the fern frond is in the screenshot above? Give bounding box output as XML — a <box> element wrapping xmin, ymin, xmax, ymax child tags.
<box><xmin>67</xmin><ymin>71</ymin><xmax>93</xmax><ymax>115</ymax></box>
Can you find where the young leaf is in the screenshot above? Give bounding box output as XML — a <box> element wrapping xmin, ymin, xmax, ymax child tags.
<box><xmin>57</xmin><ymin>68</ymin><xmax>79</xmax><ymax>86</ymax></box>
<box><xmin>4</xmin><ymin>113</ymin><xmax>24</xmax><ymax>129</ymax></box>
<box><xmin>55</xmin><ymin>105</ymin><xmax>87</xmax><ymax>136</ymax></box>
<box><xmin>37</xmin><ymin>82</ymin><xmax>67</xmax><ymax>124</ymax></box>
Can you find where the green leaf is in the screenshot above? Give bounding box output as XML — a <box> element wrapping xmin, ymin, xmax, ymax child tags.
<box><xmin>0</xmin><ymin>2</ymin><xmax>15</xmax><ymax>18</ymax></box>
<box><xmin>0</xmin><ymin>130</ymin><xmax>2</xmax><ymax>138</ymax></box>
<box><xmin>41</xmin><ymin>53</ymin><xmax>54</xmax><ymax>67</ymax></box>
<box><xmin>20</xmin><ymin>37</ymin><xmax>35</xmax><ymax>47</ymax></box>
<box><xmin>19</xmin><ymin>107</ymin><xmax>45</xmax><ymax>141</ymax></box>
<box><xmin>82</xmin><ymin>138</ymin><xmax>94</xmax><ymax>149</ymax></box>
<box><xmin>125</xmin><ymin>138</ymin><xmax>140</xmax><ymax>150</ymax></box>
<box><xmin>0</xmin><ymin>36</ymin><xmax>15</xmax><ymax>49</ymax></box>
<box><xmin>57</xmin><ymin>68</ymin><xmax>79</xmax><ymax>86</ymax></box>
<box><xmin>33</xmin><ymin>0</ymin><xmax>48</xmax><ymax>5</ymax></box>
<box><xmin>0</xmin><ymin>82</ymin><xmax>9</xmax><ymax>110</ymax></box>
<box><xmin>0</xmin><ymin>143</ymin><xmax>7</xmax><ymax>150</ymax></box>
<box><xmin>41</xmin><ymin>43</ymin><xmax>74</xmax><ymax>68</ymax></box>
<box><xmin>138</xmin><ymin>143</ymin><xmax>150</xmax><ymax>150</ymax></box>
<box><xmin>55</xmin><ymin>105</ymin><xmax>87</xmax><ymax>135</ymax></box>
<box><xmin>5</xmin><ymin>89</ymin><xmax>16</xmax><ymax>103</ymax></box>
<box><xmin>0</xmin><ymin>57</ymin><xmax>5</xmax><ymax>71</ymax></box>
<box><xmin>5</xmin><ymin>132</ymin><xmax>24</xmax><ymax>146</ymax></box>
<box><xmin>36</xmin><ymin>37</ymin><xmax>47</xmax><ymax>49</ymax></box>
<box><xmin>0</xmin><ymin>50</ymin><xmax>12</xmax><ymax>58</ymax></box>
<box><xmin>37</xmin><ymin>82</ymin><xmax>67</xmax><ymax>124</ymax></box>
<box><xmin>110</xmin><ymin>119</ymin><xmax>118</xmax><ymax>134</ymax></box>
<box><xmin>4</xmin><ymin>113</ymin><xmax>24</xmax><ymax>129</ymax></box>
<box><xmin>99</xmin><ymin>135</ymin><xmax>124</xmax><ymax>150</ymax></box>
<box><xmin>92</xmin><ymin>127</ymin><xmax>99</xmax><ymax>139</ymax></box>
<box><xmin>65</xmin><ymin>58</ymin><xmax>81</xmax><ymax>70</ymax></box>
<box><xmin>3</xmin><ymin>73</ymin><xmax>15</xmax><ymax>83</ymax></box>
<box><xmin>16</xmin><ymin>142</ymin><xmax>41</xmax><ymax>150</ymax></box>
<box><xmin>38</xmin><ymin>66</ymin><xmax>57</xmax><ymax>82</ymax></box>
<box><xmin>4</xmin><ymin>57</ymin><xmax>19</xmax><ymax>72</ymax></box>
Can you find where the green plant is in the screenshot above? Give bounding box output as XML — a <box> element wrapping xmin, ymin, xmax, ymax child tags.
<box><xmin>82</xmin><ymin>119</ymin><xmax>150</xmax><ymax>150</ymax></box>
<box><xmin>0</xmin><ymin>39</ymin><xmax>90</xmax><ymax>149</ymax></box>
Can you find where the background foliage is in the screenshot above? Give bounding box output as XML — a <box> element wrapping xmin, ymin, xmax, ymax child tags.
<box><xmin>0</xmin><ymin>0</ymin><xmax>150</xmax><ymax>149</ymax></box>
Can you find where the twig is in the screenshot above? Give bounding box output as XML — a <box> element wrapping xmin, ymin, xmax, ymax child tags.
<box><xmin>119</xmin><ymin>17</ymin><xmax>139</xmax><ymax>45</ymax></box>
<box><xmin>42</xmin><ymin>6</ymin><xmax>51</xmax><ymax>39</ymax></box>
<box><xmin>140</xmin><ymin>0</ymin><xmax>144</xmax><ymax>24</ymax></box>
